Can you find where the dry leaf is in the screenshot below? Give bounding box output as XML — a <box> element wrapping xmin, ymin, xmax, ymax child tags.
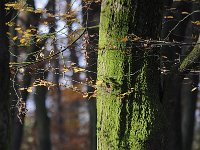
<box><xmin>27</xmin><ymin>87</ymin><xmax>33</xmax><ymax>93</ymax></box>
<box><xmin>96</xmin><ymin>80</ymin><xmax>103</xmax><ymax>85</ymax></box>
<box><xmin>191</xmin><ymin>87</ymin><xmax>198</xmax><ymax>92</ymax></box>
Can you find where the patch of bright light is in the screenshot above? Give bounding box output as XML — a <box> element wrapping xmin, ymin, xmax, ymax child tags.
<box><xmin>38</xmin><ymin>24</ymin><xmax>49</xmax><ymax>34</ymax></box>
<box><xmin>34</xmin><ymin>0</ymin><xmax>48</xmax><ymax>9</ymax></box>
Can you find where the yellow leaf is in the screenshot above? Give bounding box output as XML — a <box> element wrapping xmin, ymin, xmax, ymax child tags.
<box><xmin>26</xmin><ymin>29</ymin><xmax>32</xmax><ymax>33</ymax></box>
<box><xmin>31</xmin><ymin>28</ymin><xmax>37</xmax><ymax>32</ymax></box>
<box><xmin>26</xmin><ymin>7</ymin><xmax>34</xmax><ymax>12</ymax></box>
<box><xmin>121</xmin><ymin>36</ymin><xmax>128</xmax><ymax>42</ymax></box>
<box><xmin>89</xmin><ymin>90</ymin><xmax>97</xmax><ymax>99</ymax></box>
<box><xmin>73</xmin><ymin>67</ymin><xmax>85</xmax><ymax>73</ymax></box>
<box><xmin>6</xmin><ymin>32</ymin><xmax>11</xmax><ymax>36</ymax></box>
<box><xmin>191</xmin><ymin>87</ymin><xmax>198</xmax><ymax>92</ymax></box>
<box><xmin>19</xmin><ymin>88</ymin><xmax>25</xmax><ymax>91</ymax></box>
<box><xmin>20</xmin><ymin>38</ymin><xmax>26</xmax><ymax>44</ymax></box>
<box><xmin>164</xmin><ymin>16</ymin><xmax>174</xmax><ymax>19</ymax></box>
<box><xmin>181</xmin><ymin>12</ymin><xmax>189</xmax><ymax>15</ymax></box>
<box><xmin>5</xmin><ymin>3</ymin><xmax>18</xmax><ymax>7</ymax></box>
<box><xmin>6</xmin><ymin>22</ymin><xmax>14</xmax><ymax>27</ymax></box>
<box><xmin>43</xmin><ymin>22</ymin><xmax>48</xmax><ymax>25</ymax></box>
<box><xmin>13</xmin><ymin>36</ymin><xmax>18</xmax><ymax>41</ymax></box>
<box><xmin>36</xmin><ymin>38</ymin><xmax>41</xmax><ymax>43</ymax></box>
<box><xmin>34</xmin><ymin>9</ymin><xmax>47</xmax><ymax>14</ymax></box>
<box><xmin>96</xmin><ymin>80</ymin><xmax>103</xmax><ymax>85</ymax></box>
<box><xmin>15</xmin><ymin>27</ymin><xmax>22</xmax><ymax>31</ymax></box>
<box><xmin>191</xmin><ymin>21</ymin><xmax>200</xmax><ymax>26</ymax></box>
<box><xmin>63</xmin><ymin>67</ymin><xmax>70</xmax><ymax>72</ymax></box>
<box><xmin>82</xmin><ymin>93</ymin><xmax>88</xmax><ymax>98</ymax></box>
<box><xmin>27</xmin><ymin>87</ymin><xmax>33</xmax><ymax>93</ymax></box>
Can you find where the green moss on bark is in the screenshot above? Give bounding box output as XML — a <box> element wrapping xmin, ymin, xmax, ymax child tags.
<box><xmin>179</xmin><ymin>35</ymin><xmax>200</xmax><ymax>72</ymax></box>
<box><xmin>97</xmin><ymin>0</ymin><xmax>164</xmax><ymax>150</ymax></box>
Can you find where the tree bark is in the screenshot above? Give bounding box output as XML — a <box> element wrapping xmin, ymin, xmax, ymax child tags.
<box><xmin>34</xmin><ymin>83</ymin><xmax>51</xmax><ymax>150</ymax></box>
<box><xmin>161</xmin><ymin>1</ymin><xmax>193</xmax><ymax>149</ymax></box>
<box><xmin>82</xmin><ymin>1</ymin><xmax>101</xmax><ymax>150</ymax></box>
<box><xmin>0</xmin><ymin>1</ymin><xmax>11</xmax><ymax>149</ymax></box>
<box><xmin>11</xmin><ymin>1</ymin><xmax>41</xmax><ymax>149</ymax></box>
<box><xmin>181</xmin><ymin>74</ymin><xmax>199</xmax><ymax>150</ymax></box>
<box><xmin>97</xmin><ymin>0</ymin><xmax>164</xmax><ymax>149</ymax></box>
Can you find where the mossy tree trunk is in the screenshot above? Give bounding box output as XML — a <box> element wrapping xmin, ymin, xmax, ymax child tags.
<box><xmin>97</xmin><ymin>0</ymin><xmax>164</xmax><ymax>149</ymax></box>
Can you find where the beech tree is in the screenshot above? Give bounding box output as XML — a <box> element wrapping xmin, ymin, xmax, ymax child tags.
<box><xmin>97</xmin><ymin>0</ymin><xmax>200</xmax><ymax>149</ymax></box>
<box><xmin>2</xmin><ymin>0</ymin><xmax>199</xmax><ymax>149</ymax></box>
<box><xmin>97</xmin><ymin>0</ymin><xmax>164</xmax><ymax>149</ymax></box>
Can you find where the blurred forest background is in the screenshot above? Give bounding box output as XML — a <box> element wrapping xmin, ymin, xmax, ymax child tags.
<box><xmin>1</xmin><ymin>0</ymin><xmax>200</xmax><ymax>150</ymax></box>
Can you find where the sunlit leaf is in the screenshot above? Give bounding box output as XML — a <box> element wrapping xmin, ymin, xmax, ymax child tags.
<box><xmin>96</xmin><ymin>80</ymin><xmax>103</xmax><ymax>85</ymax></box>
<box><xmin>82</xmin><ymin>93</ymin><xmax>88</xmax><ymax>98</ymax></box>
<box><xmin>15</xmin><ymin>27</ymin><xmax>22</xmax><ymax>31</ymax></box>
<box><xmin>27</xmin><ymin>87</ymin><xmax>33</xmax><ymax>93</ymax></box>
<box><xmin>13</xmin><ymin>36</ymin><xmax>18</xmax><ymax>41</ymax></box>
<box><xmin>73</xmin><ymin>67</ymin><xmax>85</xmax><ymax>73</ymax></box>
<box><xmin>121</xmin><ymin>36</ymin><xmax>128</xmax><ymax>42</ymax></box>
<box><xmin>164</xmin><ymin>16</ymin><xmax>174</xmax><ymax>19</ymax></box>
<box><xmin>191</xmin><ymin>87</ymin><xmax>198</xmax><ymax>92</ymax></box>
<box><xmin>20</xmin><ymin>38</ymin><xmax>26</xmax><ymax>44</ymax></box>
<box><xmin>181</xmin><ymin>12</ymin><xmax>189</xmax><ymax>15</ymax></box>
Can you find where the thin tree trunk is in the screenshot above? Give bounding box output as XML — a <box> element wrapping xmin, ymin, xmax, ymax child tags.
<box><xmin>11</xmin><ymin>1</ymin><xmax>41</xmax><ymax>149</ymax></box>
<box><xmin>48</xmin><ymin>0</ymin><xmax>64</xmax><ymax>144</ymax></box>
<box><xmin>161</xmin><ymin>1</ymin><xmax>192</xmax><ymax>149</ymax></box>
<box><xmin>34</xmin><ymin>80</ymin><xmax>51</xmax><ymax>150</ymax></box>
<box><xmin>82</xmin><ymin>1</ymin><xmax>101</xmax><ymax>150</ymax></box>
<box><xmin>33</xmin><ymin>1</ymin><xmax>52</xmax><ymax>149</ymax></box>
<box><xmin>97</xmin><ymin>0</ymin><xmax>164</xmax><ymax>149</ymax></box>
<box><xmin>181</xmin><ymin>2</ymin><xmax>200</xmax><ymax>149</ymax></box>
<box><xmin>181</xmin><ymin>74</ymin><xmax>199</xmax><ymax>150</ymax></box>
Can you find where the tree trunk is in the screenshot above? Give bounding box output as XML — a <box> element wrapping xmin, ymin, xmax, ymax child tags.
<box><xmin>97</xmin><ymin>0</ymin><xmax>164</xmax><ymax>149</ymax></box>
<box><xmin>34</xmin><ymin>84</ymin><xmax>51</xmax><ymax>150</ymax></box>
<box><xmin>181</xmin><ymin>74</ymin><xmax>199</xmax><ymax>150</ymax></box>
<box><xmin>11</xmin><ymin>1</ymin><xmax>41</xmax><ymax>149</ymax></box>
<box><xmin>82</xmin><ymin>1</ymin><xmax>101</xmax><ymax>150</ymax></box>
<box><xmin>181</xmin><ymin>2</ymin><xmax>200</xmax><ymax>149</ymax></box>
<box><xmin>161</xmin><ymin>1</ymin><xmax>194</xmax><ymax>149</ymax></box>
<box><xmin>0</xmin><ymin>1</ymin><xmax>11</xmax><ymax>149</ymax></box>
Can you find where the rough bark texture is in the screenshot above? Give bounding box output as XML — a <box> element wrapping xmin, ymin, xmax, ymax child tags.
<box><xmin>0</xmin><ymin>1</ymin><xmax>11</xmax><ymax>149</ymax></box>
<box><xmin>97</xmin><ymin>0</ymin><xmax>164</xmax><ymax>149</ymax></box>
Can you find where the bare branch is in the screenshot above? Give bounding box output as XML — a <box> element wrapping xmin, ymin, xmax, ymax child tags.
<box><xmin>17</xmin><ymin>29</ymin><xmax>86</xmax><ymax>69</ymax></box>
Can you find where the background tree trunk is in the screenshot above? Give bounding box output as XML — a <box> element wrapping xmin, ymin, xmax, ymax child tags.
<box><xmin>34</xmin><ymin>82</ymin><xmax>51</xmax><ymax>150</ymax></box>
<box><xmin>161</xmin><ymin>1</ymin><xmax>192</xmax><ymax>149</ymax></box>
<box><xmin>11</xmin><ymin>1</ymin><xmax>41</xmax><ymax>149</ymax></box>
<box><xmin>82</xmin><ymin>1</ymin><xmax>101</xmax><ymax>149</ymax></box>
<box><xmin>181</xmin><ymin>75</ymin><xmax>199</xmax><ymax>150</ymax></box>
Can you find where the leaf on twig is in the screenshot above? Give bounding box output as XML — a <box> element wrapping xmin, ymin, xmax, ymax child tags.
<box><xmin>191</xmin><ymin>87</ymin><xmax>198</xmax><ymax>92</ymax></box>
